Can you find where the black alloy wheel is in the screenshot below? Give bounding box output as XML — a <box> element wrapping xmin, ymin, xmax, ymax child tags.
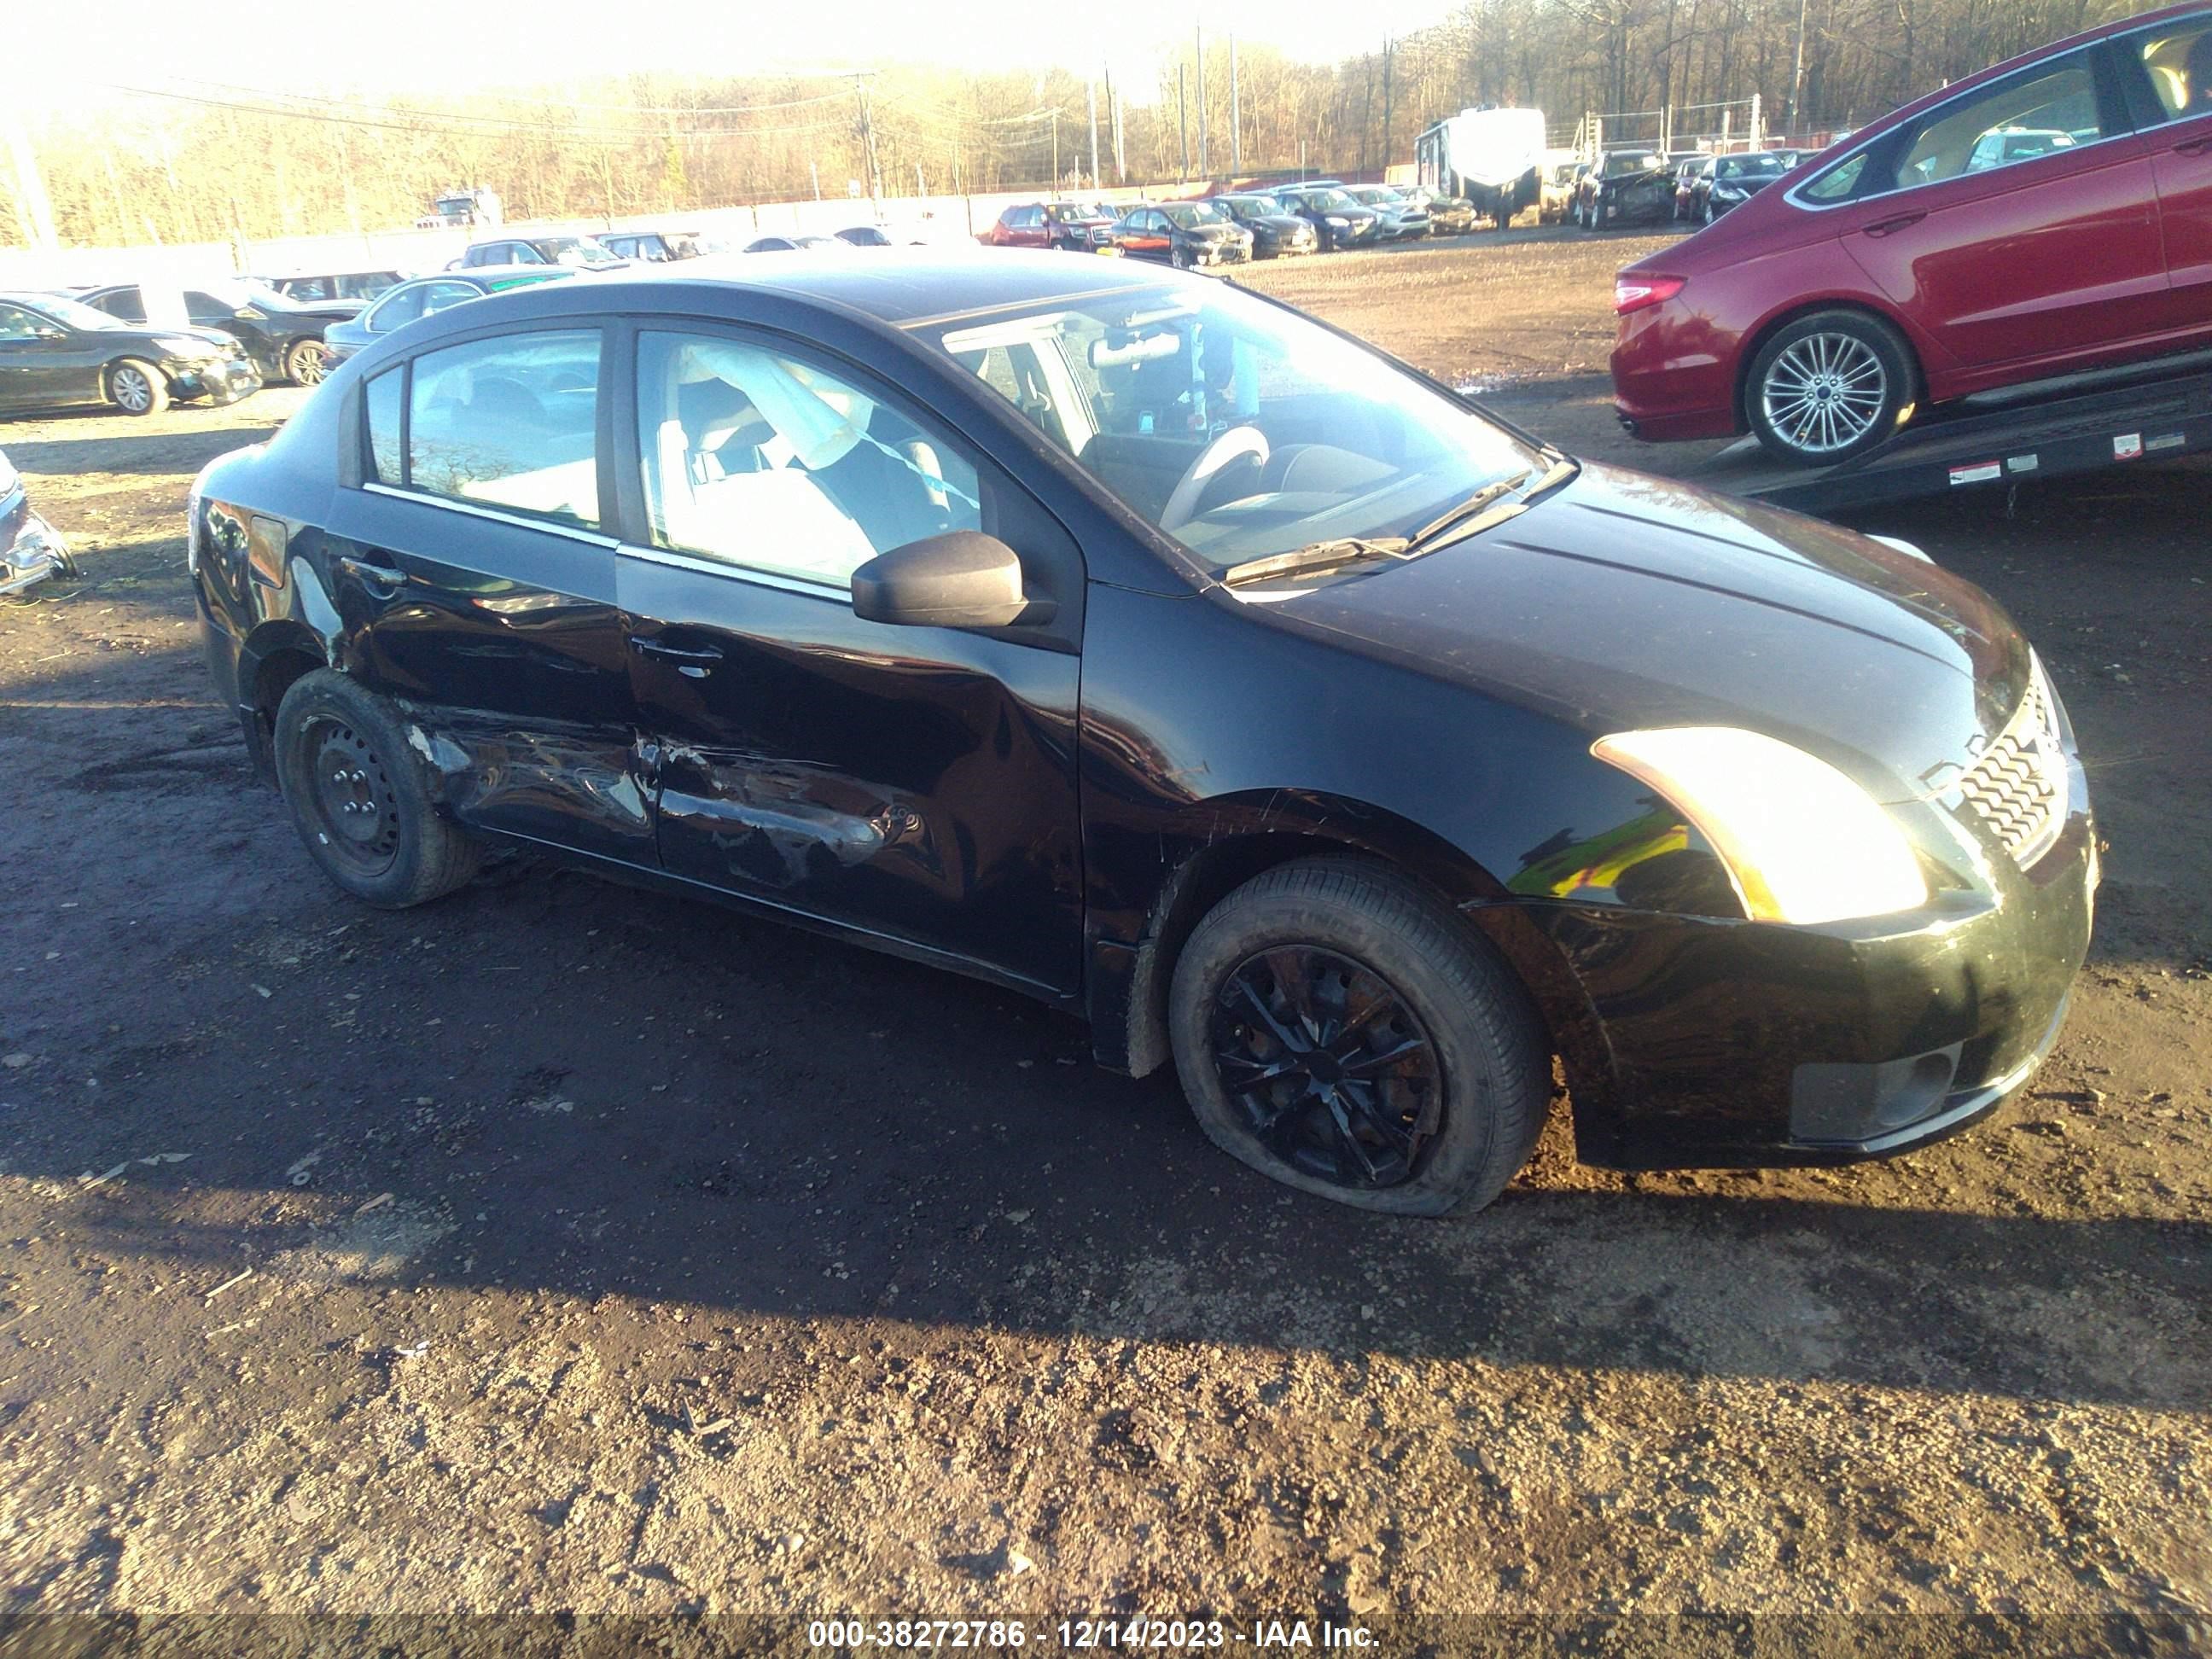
<box><xmin>1208</xmin><ymin>946</ymin><xmax>1441</xmax><ymax>1190</ymax></box>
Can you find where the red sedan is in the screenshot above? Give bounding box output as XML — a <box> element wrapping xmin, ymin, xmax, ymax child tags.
<box><xmin>1613</xmin><ymin>1</ymin><xmax>2212</xmax><ymax>464</ymax></box>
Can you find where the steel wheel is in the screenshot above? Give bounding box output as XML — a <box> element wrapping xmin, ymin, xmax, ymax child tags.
<box><xmin>287</xmin><ymin>339</ymin><xmax>329</xmax><ymax>385</ymax></box>
<box><xmin>1208</xmin><ymin>945</ymin><xmax>1441</xmax><ymax>1191</ymax></box>
<box><xmin>111</xmin><ymin>364</ymin><xmax>156</xmax><ymax>414</ymax></box>
<box><xmin>1760</xmin><ymin>330</ymin><xmax>1889</xmax><ymax>457</ymax></box>
<box><xmin>302</xmin><ymin>717</ymin><xmax>403</xmax><ymax>879</ymax></box>
<box><xmin>1171</xmin><ymin>244</ymin><xmax>1191</xmax><ymax>269</ymax></box>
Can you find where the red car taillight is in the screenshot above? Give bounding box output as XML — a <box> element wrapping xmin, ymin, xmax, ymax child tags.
<box><xmin>1615</xmin><ymin>275</ymin><xmax>1685</xmax><ymax>315</ymax></box>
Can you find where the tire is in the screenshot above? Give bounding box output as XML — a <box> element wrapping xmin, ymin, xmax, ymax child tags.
<box><xmin>284</xmin><ymin>337</ymin><xmax>328</xmax><ymax>386</ymax></box>
<box><xmin>272</xmin><ymin>669</ymin><xmax>480</xmax><ymax>908</ymax></box>
<box><xmin>1591</xmin><ymin>198</ymin><xmax>1610</xmax><ymax>231</ymax></box>
<box><xmin>1701</xmin><ymin>199</ymin><xmax>1716</xmax><ymax>226</ymax></box>
<box><xmin>1746</xmin><ymin>308</ymin><xmax>1916</xmax><ymax>467</ymax></box>
<box><xmin>1167</xmin><ymin>858</ymin><xmax>1550</xmax><ymax>1215</ymax></box>
<box><xmin>108</xmin><ymin>360</ymin><xmax>168</xmax><ymax>416</ymax></box>
<box><xmin>1171</xmin><ymin>244</ymin><xmax>1191</xmax><ymax>269</ymax></box>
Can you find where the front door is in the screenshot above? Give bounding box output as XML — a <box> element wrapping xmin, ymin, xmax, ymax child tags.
<box><xmin>1837</xmin><ymin>49</ymin><xmax>2168</xmax><ymax>371</ymax></box>
<box><xmin>325</xmin><ymin>323</ymin><xmax>652</xmax><ymax>864</ymax></box>
<box><xmin>615</xmin><ymin>323</ymin><xmax>1086</xmax><ymax>997</ymax></box>
<box><xmin>0</xmin><ymin>302</ymin><xmax>97</xmax><ymax>410</ymax></box>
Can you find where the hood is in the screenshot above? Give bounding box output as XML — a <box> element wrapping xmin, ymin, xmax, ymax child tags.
<box><xmin>1244</xmin><ymin>463</ymin><xmax>2031</xmax><ymax>805</ymax></box>
<box><xmin>1251</xmin><ymin>215</ymin><xmax>1311</xmax><ymax>234</ymax></box>
<box><xmin>115</xmin><ymin>324</ymin><xmax>239</xmax><ymax>355</ymax></box>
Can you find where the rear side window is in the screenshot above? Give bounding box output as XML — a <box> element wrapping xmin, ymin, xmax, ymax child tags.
<box><xmin>1801</xmin><ymin>152</ymin><xmax>1870</xmax><ymax>201</ymax></box>
<box><xmin>365</xmin><ymin>369</ymin><xmax>404</xmax><ymax>483</ymax></box>
<box><xmin>2132</xmin><ymin>18</ymin><xmax>2212</xmax><ymax>121</ymax></box>
<box><xmin>405</xmin><ymin>329</ymin><xmax>601</xmax><ymax>527</ymax></box>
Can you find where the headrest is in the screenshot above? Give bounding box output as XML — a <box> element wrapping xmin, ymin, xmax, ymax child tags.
<box><xmin>678</xmin><ymin>376</ymin><xmax>772</xmax><ymax>452</ymax></box>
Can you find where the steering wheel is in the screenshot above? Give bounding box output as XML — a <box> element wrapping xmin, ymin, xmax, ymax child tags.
<box><xmin>1159</xmin><ymin>425</ymin><xmax>1271</xmax><ymax>533</ymax></box>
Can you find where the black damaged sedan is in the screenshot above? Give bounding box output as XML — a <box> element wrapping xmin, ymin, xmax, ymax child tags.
<box><xmin>188</xmin><ymin>252</ymin><xmax>2095</xmax><ymax>1214</ymax></box>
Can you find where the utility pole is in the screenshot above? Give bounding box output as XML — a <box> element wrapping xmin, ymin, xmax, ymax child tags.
<box><xmin>1788</xmin><ymin>0</ymin><xmax>1810</xmax><ymax>127</ymax></box>
<box><xmin>1230</xmin><ymin>36</ymin><xmax>1241</xmax><ymax>172</ymax></box>
<box><xmin>811</xmin><ymin>159</ymin><xmax>822</xmax><ymax>201</ymax></box>
<box><xmin>1178</xmin><ymin>64</ymin><xmax>1189</xmax><ymax>183</ymax></box>
<box><xmin>1196</xmin><ymin>27</ymin><xmax>1208</xmax><ymax>178</ymax></box>
<box><xmin>1050</xmin><ymin>109</ymin><xmax>1060</xmax><ymax>189</ymax></box>
<box><xmin>1112</xmin><ymin>73</ymin><xmax>1126</xmax><ymax>181</ymax></box>
<box><xmin>1087</xmin><ymin>74</ymin><xmax>1100</xmax><ymax>190</ymax></box>
<box><xmin>1382</xmin><ymin>37</ymin><xmax>1394</xmax><ymax>175</ymax></box>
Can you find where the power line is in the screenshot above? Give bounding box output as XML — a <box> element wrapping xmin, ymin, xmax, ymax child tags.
<box><xmin>163</xmin><ymin>73</ymin><xmax>853</xmax><ymax>118</ymax></box>
<box><xmin>107</xmin><ymin>84</ymin><xmax>853</xmax><ymax>142</ymax></box>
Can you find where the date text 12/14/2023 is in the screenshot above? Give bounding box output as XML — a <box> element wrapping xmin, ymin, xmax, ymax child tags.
<box><xmin>806</xmin><ymin>1619</ymin><xmax>1377</xmax><ymax>1650</ymax></box>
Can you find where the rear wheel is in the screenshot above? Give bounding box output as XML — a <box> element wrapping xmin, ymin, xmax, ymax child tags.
<box><xmin>273</xmin><ymin>670</ymin><xmax>480</xmax><ymax>908</ymax></box>
<box><xmin>108</xmin><ymin>360</ymin><xmax>167</xmax><ymax>416</ymax></box>
<box><xmin>1746</xmin><ymin>308</ymin><xmax>1915</xmax><ymax>466</ymax></box>
<box><xmin>1168</xmin><ymin>859</ymin><xmax>1550</xmax><ymax>1215</ymax></box>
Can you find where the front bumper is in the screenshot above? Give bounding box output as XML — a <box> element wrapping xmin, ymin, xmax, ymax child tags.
<box><xmin>163</xmin><ymin>356</ymin><xmax>264</xmax><ymax>406</ymax></box>
<box><xmin>1476</xmin><ymin>790</ymin><xmax>2099</xmax><ymax>1169</ymax></box>
<box><xmin>1</xmin><ymin>490</ymin><xmax>74</xmax><ymax>597</ymax></box>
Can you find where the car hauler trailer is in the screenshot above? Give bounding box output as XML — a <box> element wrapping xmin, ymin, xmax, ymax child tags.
<box><xmin>1683</xmin><ymin>352</ymin><xmax>2212</xmax><ymax>517</ymax></box>
<box><xmin>1417</xmin><ymin>108</ymin><xmax>1547</xmax><ymax>228</ymax></box>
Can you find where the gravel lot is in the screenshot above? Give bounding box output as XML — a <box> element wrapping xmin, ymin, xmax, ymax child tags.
<box><xmin>1</xmin><ymin>229</ymin><xmax>2206</xmax><ymax>1653</ymax></box>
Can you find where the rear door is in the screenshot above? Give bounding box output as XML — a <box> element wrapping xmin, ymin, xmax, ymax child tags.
<box><xmin>1835</xmin><ymin>48</ymin><xmax>2168</xmax><ymax>369</ymax></box>
<box><xmin>2115</xmin><ymin>11</ymin><xmax>2212</xmax><ymax>330</ymax></box>
<box><xmin>328</xmin><ymin>323</ymin><xmax>653</xmax><ymax>864</ymax></box>
<box><xmin>613</xmin><ymin>321</ymin><xmax>1086</xmax><ymax>996</ymax></box>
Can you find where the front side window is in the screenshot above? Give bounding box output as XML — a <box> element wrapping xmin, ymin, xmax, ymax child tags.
<box><xmin>1898</xmin><ymin>57</ymin><xmax>2104</xmax><ymax>186</ymax></box>
<box><xmin>94</xmin><ymin>288</ymin><xmax>148</xmax><ymax>323</ymax></box>
<box><xmin>367</xmin><ymin>285</ymin><xmax>429</xmax><ymax>332</ymax></box>
<box><xmin>0</xmin><ymin>303</ymin><xmax>49</xmax><ymax>341</ymax></box>
<box><xmin>636</xmin><ymin>330</ymin><xmax>982</xmax><ymax>592</ymax></box>
<box><xmin>923</xmin><ymin>277</ymin><xmax>1540</xmax><ymax>570</ymax></box>
<box><xmin>405</xmin><ymin>329</ymin><xmax>601</xmax><ymax>527</ymax></box>
<box><xmin>2132</xmin><ymin>18</ymin><xmax>2212</xmax><ymax>121</ymax></box>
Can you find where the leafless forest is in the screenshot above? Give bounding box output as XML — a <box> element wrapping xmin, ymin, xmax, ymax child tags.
<box><xmin>5</xmin><ymin>0</ymin><xmax>2138</xmax><ymax>246</ymax></box>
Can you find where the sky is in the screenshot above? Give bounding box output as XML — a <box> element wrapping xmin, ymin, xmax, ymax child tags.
<box><xmin>26</xmin><ymin>0</ymin><xmax>1458</xmax><ymax>110</ymax></box>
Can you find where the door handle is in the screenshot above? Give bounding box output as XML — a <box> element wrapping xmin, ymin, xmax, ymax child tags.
<box><xmin>629</xmin><ymin>636</ymin><xmax>724</xmax><ymax>663</ymax></box>
<box><xmin>1861</xmin><ymin>211</ymin><xmax>1927</xmax><ymax>238</ymax></box>
<box><xmin>2175</xmin><ymin>134</ymin><xmax>2212</xmax><ymax>156</ymax></box>
<box><xmin>333</xmin><ymin>554</ymin><xmax>406</xmax><ymax>591</ymax></box>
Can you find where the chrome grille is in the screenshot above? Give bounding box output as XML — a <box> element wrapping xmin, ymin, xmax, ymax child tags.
<box><xmin>1955</xmin><ymin>662</ymin><xmax>2065</xmax><ymax>868</ymax></box>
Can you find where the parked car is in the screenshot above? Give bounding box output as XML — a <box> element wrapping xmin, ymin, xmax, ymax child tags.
<box><xmin>600</xmin><ymin>230</ymin><xmax>727</xmax><ymax>262</ymax></box>
<box><xmin>318</xmin><ymin>269</ymin><xmax>574</xmax><ymax>370</ymax></box>
<box><xmin>1400</xmin><ymin>188</ymin><xmax>1478</xmax><ymax>234</ymax></box>
<box><xmin>187</xmin><ymin>251</ymin><xmax>2093</xmax><ymax>1214</ymax></box>
<box><xmin>1209</xmin><ymin>194</ymin><xmax>1321</xmax><ymax>256</ymax></box>
<box><xmin>986</xmin><ymin>201</ymin><xmax>1119</xmax><ymax>251</ymax></box>
<box><xmin>834</xmin><ymin>225</ymin><xmax>895</xmax><ymax>247</ymax></box>
<box><xmin>1</xmin><ymin>445</ymin><xmax>74</xmax><ymax>596</ymax></box>
<box><xmin>1</xmin><ymin>289</ymin><xmax>259</xmax><ymax>416</ymax></box>
<box><xmin>1687</xmin><ymin>150</ymin><xmax>1803</xmax><ymax>223</ymax></box>
<box><xmin>1345</xmin><ymin>184</ymin><xmax>1430</xmax><ymax>238</ymax></box>
<box><xmin>1106</xmin><ymin>201</ymin><xmax>1254</xmax><ymax>267</ymax></box>
<box><xmin>1272</xmin><ymin>186</ymin><xmax>1385</xmax><ymax>250</ymax></box>
<box><xmin>1613</xmin><ymin>0</ymin><xmax>2212</xmax><ymax>463</ymax></box>
<box><xmin>81</xmin><ymin>280</ymin><xmax>348</xmax><ymax>386</ymax></box>
<box><xmin>1671</xmin><ymin>156</ymin><xmax>1712</xmax><ymax>220</ymax></box>
<box><xmin>450</xmin><ymin>236</ymin><xmax>626</xmax><ymax>271</ymax></box>
<box><xmin>741</xmin><ymin>234</ymin><xmax>847</xmax><ymax>253</ymax></box>
<box><xmin>254</xmin><ymin>269</ymin><xmax>405</xmax><ymax>305</ymax></box>
<box><xmin>1574</xmin><ymin>150</ymin><xmax>1677</xmax><ymax>228</ymax></box>
<box><xmin>1538</xmin><ymin>160</ymin><xmax>1583</xmax><ymax>224</ymax></box>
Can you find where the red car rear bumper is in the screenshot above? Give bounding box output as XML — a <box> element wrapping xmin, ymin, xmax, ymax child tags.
<box><xmin>1610</xmin><ymin>300</ymin><xmax>1744</xmax><ymax>442</ymax></box>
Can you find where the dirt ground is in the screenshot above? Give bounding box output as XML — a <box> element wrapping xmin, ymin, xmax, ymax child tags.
<box><xmin>0</xmin><ymin>229</ymin><xmax>2206</xmax><ymax>1655</ymax></box>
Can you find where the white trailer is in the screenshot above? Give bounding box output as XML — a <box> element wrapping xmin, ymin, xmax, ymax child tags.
<box><xmin>1415</xmin><ymin>108</ymin><xmax>1548</xmax><ymax>228</ymax></box>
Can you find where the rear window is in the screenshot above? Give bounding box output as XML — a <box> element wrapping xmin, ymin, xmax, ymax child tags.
<box><xmin>404</xmin><ymin>329</ymin><xmax>602</xmax><ymax>527</ymax></box>
<box><xmin>365</xmin><ymin>369</ymin><xmax>403</xmax><ymax>483</ymax></box>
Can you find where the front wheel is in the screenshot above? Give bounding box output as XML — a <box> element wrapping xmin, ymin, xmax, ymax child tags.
<box><xmin>273</xmin><ymin>669</ymin><xmax>480</xmax><ymax>908</ymax></box>
<box><xmin>1168</xmin><ymin>859</ymin><xmax>1550</xmax><ymax>1215</ymax></box>
<box><xmin>1746</xmin><ymin>309</ymin><xmax>1915</xmax><ymax>466</ymax></box>
<box><xmin>284</xmin><ymin>338</ymin><xmax>329</xmax><ymax>385</ymax></box>
<box><xmin>108</xmin><ymin>360</ymin><xmax>168</xmax><ymax>416</ymax></box>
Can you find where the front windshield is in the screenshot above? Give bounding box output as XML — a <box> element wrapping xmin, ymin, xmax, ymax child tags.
<box><xmin>1606</xmin><ymin>152</ymin><xmax>1660</xmax><ymax>176</ymax></box>
<box><xmin>922</xmin><ymin>280</ymin><xmax>1542</xmax><ymax>570</ymax></box>
<box><xmin>1295</xmin><ymin>188</ymin><xmax>1356</xmax><ymax>211</ymax></box>
<box><xmin>1164</xmin><ymin>202</ymin><xmax>1228</xmax><ymax>229</ymax></box>
<box><xmin>1717</xmin><ymin>154</ymin><xmax>1788</xmax><ymax>178</ymax></box>
<box><xmin>21</xmin><ymin>294</ymin><xmax>125</xmax><ymax>332</ymax></box>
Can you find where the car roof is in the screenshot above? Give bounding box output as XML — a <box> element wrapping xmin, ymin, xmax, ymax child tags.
<box><xmin>383</xmin><ymin>248</ymin><xmax>1190</xmax><ymax>339</ymax></box>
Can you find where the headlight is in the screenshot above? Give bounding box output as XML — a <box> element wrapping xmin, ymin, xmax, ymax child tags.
<box><xmin>1325</xmin><ymin>216</ymin><xmax>1348</xmax><ymax>227</ymax></box>
<box><xmin>1591</xmin><ymin>728</ymin><xmax>1928</xmax><ymax>924</ymax></box>
<box><xmin>156</xmin><ymin>336</ymin><xmax>216</xmax><ymax>358</ymax></box>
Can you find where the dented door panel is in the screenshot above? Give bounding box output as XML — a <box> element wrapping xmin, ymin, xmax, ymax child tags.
<box><xmin>620</xmin><ymin>553</ymin><xmax>1085</xmax><ymax>998</ymax></box>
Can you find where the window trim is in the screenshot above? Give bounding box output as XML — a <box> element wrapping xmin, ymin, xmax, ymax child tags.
<box><xmin>364</xmin><ymin>480</ymin><xmax>620</xmax><ymax>548</ymax></box>
<box><xmin>1784</xmin><ymin>44</ymin><xmax>2139</xmax><ymax>212</ymax></box>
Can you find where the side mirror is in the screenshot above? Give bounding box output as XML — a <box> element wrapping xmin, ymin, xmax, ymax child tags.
<box><xmin>851</xmin><ymin>531</ymin><xmax>1054</xmax><ymax>631</ymax></box>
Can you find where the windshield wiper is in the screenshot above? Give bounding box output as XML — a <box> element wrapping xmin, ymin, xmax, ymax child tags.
<box><xmin>1402</xmin><ymin>453</ymin><xmax>1581</xmax><ymax>557</ymax></box>
<box><xmin>1220</xmin><ymin>536</ymin><xmax>1412</xmax><ymax>589</ymax></box>
<box><xmin>1405</xmin><ymin>469</ymin><xmax>1532</xmax><ymax>550</ymax></box>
